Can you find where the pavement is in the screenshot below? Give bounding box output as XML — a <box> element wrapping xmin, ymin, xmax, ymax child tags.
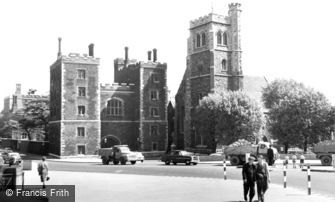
<box><xmin>20</xmin><ymin>162</ymin><xmax>335</xmax><ymax>202</ymax></box>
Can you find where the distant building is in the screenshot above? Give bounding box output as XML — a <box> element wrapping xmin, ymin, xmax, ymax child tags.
<box><xmin>1</xmin><ymin>84</ymin><xmax>49</xmax><ymax>140</ymax></box>
<box><xmin>48</xmin><ymin>39</ymin><xmax>168</xmax><ymax>157</ymax></box>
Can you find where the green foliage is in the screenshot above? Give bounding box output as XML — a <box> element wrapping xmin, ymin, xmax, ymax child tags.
<box><xmin>194</xmin><ymin>91</ymin><xmax>264</xmax><ymax>149</ymax></box>
<box><xmin>262</xmin><ymin>79</ymin><xmax>334</xmax><ymax>152</ymax></box>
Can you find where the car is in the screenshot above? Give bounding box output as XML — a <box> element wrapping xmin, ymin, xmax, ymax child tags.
<box><xmin>8</xmin><ymin>152</ymin><xmax>22</xmax><ymax>165</ymax></box>
<box><xmin>161</xmin><ymin>150</ymin><xmax>200</xmax><ymax>166</ymax></box>
<box><xmin>134</xmin><ymin>152</ymin><xmax>144</xmax><ymax>163</ymax></box>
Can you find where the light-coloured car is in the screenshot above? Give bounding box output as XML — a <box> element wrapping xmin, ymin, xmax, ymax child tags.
<box><xmin>135</xmin><ymin>152</ymin><xmax>144</xmax><ymax>162</ymax></box>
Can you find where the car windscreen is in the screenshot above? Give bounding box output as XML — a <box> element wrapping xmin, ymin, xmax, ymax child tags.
<box><xmin>180</xmin><ymin>151</ymin><xmax>191</xmax><ymax>156</ymax></box>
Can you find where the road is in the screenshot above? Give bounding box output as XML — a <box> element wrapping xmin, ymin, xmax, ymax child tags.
<box><xmin>45</xmin><ymin>160</ymin><xmax>335</xmax><ymax>199</ymax></box>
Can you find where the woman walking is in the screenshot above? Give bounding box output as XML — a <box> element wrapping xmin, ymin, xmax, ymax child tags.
<box><xmin>256</xmin><ymin>155</ymin><xmax>270</xmax><ymax>202</ymax></box>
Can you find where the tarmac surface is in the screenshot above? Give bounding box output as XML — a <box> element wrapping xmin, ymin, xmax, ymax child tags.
<box><xmin>22</xmin><ymin>162</ymin><xmax>335</xmax><ymax>202</ymax></box>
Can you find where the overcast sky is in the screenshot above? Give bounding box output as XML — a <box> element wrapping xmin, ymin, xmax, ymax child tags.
<box><xmin>0</xmin><ymin>0</ymin><xmax>334</xmax><ymax>110</ymax></box>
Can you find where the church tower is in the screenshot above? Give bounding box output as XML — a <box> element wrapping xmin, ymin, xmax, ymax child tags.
<box><xmin>179</xmin><ymin>3</ymin><xmax>243</xmax><ymax>148</ymax></box>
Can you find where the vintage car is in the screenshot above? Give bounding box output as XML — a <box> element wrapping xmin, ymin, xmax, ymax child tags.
<box><xmin>1</xmin><ymin>151</ymin><xmax>22</xmax><ymax>166</ymax></box>
<box><xmin>161</xmin><ymin>150</ymin><xmax>200</xmax><ymax>165</ymax></box>
<box><xmin>98</xmin><ymin>145</ymin><xmax>144</xmax><ymax>165</ymax></box>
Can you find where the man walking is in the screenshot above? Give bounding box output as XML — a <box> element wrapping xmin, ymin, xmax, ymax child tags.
<box><xmin>242</xmin><ymin>156</ymin><xmax>257</xmax><ymax>202</ymax></box>
<box><xmin>256</xmin><ymin>155</ymin><xmax>270</xmax><ymax>202</ymax></box>
<box><xmin>267</xmin><ymin>145</ymin><xmax>274</xmax><ymax>166</ymax></box>
<box><xmin>37</xmin><ymin>156</ymin><xmax>49</xmax><ymax>189</ymax></box>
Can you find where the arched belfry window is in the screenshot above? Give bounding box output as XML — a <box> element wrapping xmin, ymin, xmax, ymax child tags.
<box><xmin>196</xmin><ymin>34</ymin><xmax>201</xmax><ymax>48</ymax></box>
<box><xmin>217</xmin><ymin>31</ymin><xmax>222</xmax><ymax>45</ymax></box>
<box><xmin>201</xmin><ymin>32</ymin><xmax>206</xmax><ymax>46</ymax></box>
<box><xmin>223</xmin><ymin>32</ymin><xmax>228</xmax><ymax>45</ymax></box>
<box><xmin>222</xmin><ymin>59</ymin><xmax>227</xmax><ymax>71</ymax></box>
<box><xmin>107</xmin><ymin>98</ymin><xmax>123</xmax><ymax>116</ymax></box>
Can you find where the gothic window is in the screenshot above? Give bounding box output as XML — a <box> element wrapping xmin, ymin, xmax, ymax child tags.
<box><xmin>107</xmin><ymin>98</ymin><xmax>123</xmax><ymax>116</ymax></box>
<box><xmin>222</xmin><ymin>59</ymin><xmax>227</xmax><ymax>71</ymax></box>
<box><xmin>150</xmin><ymin>125</ymin><xmax>159</xmax><ymax>136</ymax></box>
<box><xmin>201</xmin><ymin>32</ymin><xmax>206</xmax><ymax>46</ymax></box>
<box><xmin>77</xmin><ymin>145</ymin><xmax>86</xmax><ymax>155</ymax></box>
<box><xmin>223</xmin><ymin>32</ymin><xmax>228</xmax><ymax>45</ymax></box>
<box><xmin>196</xmin><ymin>34</ymin><xmax>201</xmax><ymax>48</ymax></box>
<box><xmin>217</xmin><ymin>31</ymin><xmax>222</xmax><ymax>45</ymax></box>
<box><xmin>151</xmin><ymin>73</ymin><xmax>160</xmax><ymax>83</ymax></box>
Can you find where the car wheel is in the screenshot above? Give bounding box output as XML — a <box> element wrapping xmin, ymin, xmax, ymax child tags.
<box><xmin>192</xmin><ymin>163</ymin><xmax>197</xmax><ymax>165</ymax></box>
<box><xmin>113</xmin><ymin>161</ymin><xmax>119</xmax><ymax>165</ymax></box>
<box><xmin>165</xmin><ymin>160</ymin><xmax>170</xmax><ymax>165</ymax></box>
<box><xmin>185</xmin><ymin>160</ymin><xmax>191</xmax><ymax>165</ymax></box>
<box><xmin>121</xmin><ymin>158</ymin><xmax>126</xmax><ymax>165</ymax></box>
<box><xmin>131</xmin><ymin>161</ymin><xmax>136</xmax><ymax>165</ymax></box>
<box><xmin>141</xmin><ymin>160</ymin><xmax>144</xmax><ymax>163</ymax></box>
<box><xmin>321</xmin><ymin>156</ymin><xmax>332</xmax><ymax>166</ymax></box>
<box><xmin>173</xmin><ymin>162</ymin><xmax>177</xmax><ymax>165</ymax></box>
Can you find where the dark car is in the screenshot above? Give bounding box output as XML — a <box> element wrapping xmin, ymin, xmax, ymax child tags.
<box><xmin>161</xmin><ymin>150</ymin><xmax>200</xmax><ymax>165</ymax></box>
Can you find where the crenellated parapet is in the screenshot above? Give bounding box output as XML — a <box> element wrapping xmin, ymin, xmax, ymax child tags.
<box><xmin>190</xmin><ymin>13</ymin><xmax>229</xmax><ymax>29</ymax></box>
<box><xmin>61</xmin><ymin>53</ymin><xmax>100</xmax><ymax>64</ymax></box>
<box><xmin>100</xmin><ymin>83</ymin><xmax>135</xmax><ymax>92</ymax></box>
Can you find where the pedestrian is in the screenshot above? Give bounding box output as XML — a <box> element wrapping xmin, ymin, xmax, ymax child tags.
<box><xmin>299</xmin><ymin>154</ymin><xmax>305</xmax><ymax>168</ymax></box>
<box><xmin>267</xmin><ymin>145</ymin><xmax>274</xmax><ymax>166</ymax></box>
<box><xmin>292</xmin><ymin>153</ymin><xmax>297</xmax><ymax>169</ymax></box>
<box><xmin>242</xmin><ymin>156</ymin><xmax>257</xmax><ymax>202</ymax></box>
<box><xmin>37</xmin><ymin>156</ymin><xmax>49</xmax><ymax>189</ymax></box>
<box><xmin>284</xmin><ymin>155</ymin><xmax>289</xmax><ymax>168</ymax></box>
<box><xmin>256</xmin><ymin>155</ymin><xmax>270</xmax><ymax>202</ymax></box>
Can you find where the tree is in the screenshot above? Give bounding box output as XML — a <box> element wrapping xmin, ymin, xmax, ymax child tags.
<box><xmin>194</xmin><ymin>91</ymin><xmax>264</xmax><ymax>151</ymax></box>
<box><xmin>262</xmin><ymin>79</ymin><xmax>334</xmax><ymax>152</ymax></box>
<box><xmin>22</xmin><ymin>100</ymin><xmax>50</xmax><ymax>140</ymax></box>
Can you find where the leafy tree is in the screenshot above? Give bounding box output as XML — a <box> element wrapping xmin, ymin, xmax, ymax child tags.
<box><xmin>21</xmin><ymin>100</ymin><xmax>50</xmax><ymax>140</ymax></box>
<box><xmin>262</xmin><ymin>79</ymin><xmax>334</xmax><ymax>152</ymax></box>
<box><xmin>194</xmin><ymin>91</ymin><xmax>264</xmax><ymax>151</ymax></box>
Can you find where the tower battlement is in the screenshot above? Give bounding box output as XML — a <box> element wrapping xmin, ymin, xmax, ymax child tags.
<box><xmin>61</xmin><ymin>53</ymin><xmax>100</xmax><ymax>64</ymax></box>
<box><xmin>100</xmin><ymin>83</ymin><xmax>135</xmax><ymax>91</ymax></box>
<box><xmin>229</xmin><ymin>3</ymin><xmax>241</xmax><ymax>9</ymax></box>
<box><xmin>190</xmin><ymin>13</ymin><xmax>229</xmax><ymax>29</ymax></box>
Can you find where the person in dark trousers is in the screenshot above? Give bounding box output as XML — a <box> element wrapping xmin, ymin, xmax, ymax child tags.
<box><xmin>37</xmin><ymin>156</ymin><xmax>49</xmax><ymax>189</ymax></box>
<box><xmin>242</xmin><ymin>156</ymin><xmax>257</xmax><ymax>202</ymax></box>
<box><xmin>256</xmin><ymin>155</ymin><xmax>270</xmax><ymax>202</ymax></box>
<box><xmin>267</xmin><ymin>145</ymin><xmax>274</xmax><ymax>166</ymax></box>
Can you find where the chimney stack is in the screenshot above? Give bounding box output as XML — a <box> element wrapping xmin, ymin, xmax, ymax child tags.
<box><xmin>15</xmin><ymin>84</ymin><xmax>21</xmax><ymax>95</ymax></box>
<box><xmin>153</xmin><ymin>48</ymin><xmax>157</xmax><ymax>62</ymax></box>
<box><xmin>125</xmin><ymin>47</ymin><xmax>129</xmax><ymax>62</ymax></box>
<box><xmin>88</xmin><ymin>43</ymin><xmax>94</xmax><ymax>57</ymax></box>
<box><xmin>57</xmin><ymin>37</ymin><xmax>62</xmax><ymax>58</ymax></box>
<box><xmin>147</xmin><ymin>51</ymin><xmax>152</xmax><ymax>61</ymax></box>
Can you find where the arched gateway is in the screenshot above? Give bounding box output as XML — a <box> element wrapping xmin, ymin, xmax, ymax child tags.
<box><xmin>101</xmin><ymin>135</ymin><xmax>121</xmax><ymax>148</ymax></box>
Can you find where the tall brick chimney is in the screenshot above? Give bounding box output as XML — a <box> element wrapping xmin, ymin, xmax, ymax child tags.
<box><xmin>57</xmin><ymin>37</ymin><xmax>62</xmax><ymax>58</ymax></box>
<box><xmin>153</xmin><ymin>48</ymin><xmax>157</xmax><ymax>62</ymax></box>
<box><xmin>147</xmin><ymin>51</ymin><xmax>152</xmax><ymax>61</ymax></box>
<box><xmin>125</xmin><ymin>47</ymin><xmax>129</xmax><ymax>62</ymax></box>
<box><xmin>88</xmin><ymin>43</ymin><xmax>94</xmax><ymax>57</ymax></box>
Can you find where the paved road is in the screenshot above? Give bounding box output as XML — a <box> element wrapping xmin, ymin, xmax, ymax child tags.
<box><xmin>45</xmin><ymin>160</ymin><xmax>335</xmax><ymax>199</ymax></box>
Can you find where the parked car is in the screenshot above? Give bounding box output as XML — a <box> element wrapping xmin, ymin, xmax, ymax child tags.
<box><xmin>161</xmin><ymin>150</ymin><xmax>200</xmax><ymax>165</ymax></box>
<box><xmin>8</xmin><ymin>152</ymin><xmax>22</xmax><ymax>165</ymax></box>
<box><xmin>134</xmin><ymin>152</ymin><xmax>144</xmax><ymax>163</ymax></box>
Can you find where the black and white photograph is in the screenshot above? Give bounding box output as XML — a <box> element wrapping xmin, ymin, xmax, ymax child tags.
<box><xmin>0</xmin><ymin>0</ymin><xmax>335</xmax><ymax>201</ymax></box>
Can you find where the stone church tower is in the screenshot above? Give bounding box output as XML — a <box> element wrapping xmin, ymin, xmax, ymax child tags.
<box><xmin>175</xmin><ymin>3</ymin><xmax>243</xmax><ymax>149</ymax></box>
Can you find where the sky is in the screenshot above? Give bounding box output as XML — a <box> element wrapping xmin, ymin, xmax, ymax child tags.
<box><xmin>0</xmin><ymin>0</ymin><xmax>334</xmax><ymax>110</ymax></box>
